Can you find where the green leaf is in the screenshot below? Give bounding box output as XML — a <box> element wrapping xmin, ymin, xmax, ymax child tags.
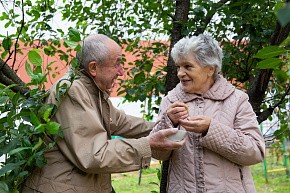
<box><xmin>277</xmin><ymin>2</ymin><xmax>290</xmax><ymax>27</ymax></box>
<box><xmin>274</xmin><ymin>69</ymin><xmax>288</xmax><ymax>83</ymax></box>
<box><xmin>71</xmin><ymin>58</ymin><xmax>80</xmax><ymax>69</ymax></box>
<box><xmin>254</xmin><ymin>46</ymin><xmax>286</xmax><ymax>59</ymax></box>
<box><xmin>35</xmin><ymin>151</ymin><xmax>47</xmax><ymax>167</ymax></box>
<box><xmin>0</xmin><ymin>96</ymin><xmax>9</xmax><ymax>105</ymax></box>
<box><xmin>30</xmin><ymin>111</ymin><xmax>41</xmax><ymax>126</ymax></box>
<box><xmin>46</xmin><ymin>122</ymin><xmax>60</xmax><ymax>134</ymax></box>
<box><xmin>38</xmin><ymin>104</ymin><xmax>54</xmax><ymax>122</ymax></box>
<box><xmin>25</xmin><ymin>61</ymin><xmax>35</xmax><ymax>79</ymax></box>
<box><xmin>2</xmin><ymin>37</ymin><xmax>12</xmax><ymax>51</ymax></box>
<box><xmin>274</xmin><ymin>2</ymin><xmax>284</xmax><ymax>15</ymax></box>
<box><xmin>32</xmin><ymin>137</ymin><xmax>43</xmax><ymax>152</ymax></box>
<box><xmin>8</xmin><ymin>147</ymin><xmax>31</xmax><ymax>156</ymax></box>
<box><xmin>256</xmin><ymin>58</ymin><xmax>282</xmax><ymax>69</ymax></box>
<box><xmin>280</xmin><ymin>36</ymin><xmax>290</xmax><ymax>47</ymax></box>
<box><xmin>0</xmin><ymin>161</ymin><xmax>24</xmax><ymax>176</ymax></box>
<box><xmin>0</xmin><ymin>83</ymin><xmax>17</xmax><ymax>95</ymax></box>
<box><xmin>28</xmin><ymin>50</ymin><xmax>42</xmax><ymax>66</ymax></box>
<box><xmin>134</xmin><ymin>72</ymin><xmax>145</xmax><ymax>84</ymax></box>
<box><xmin>64</xmin><ymin>40</ymin><xmax>79</xmax><ymax>49</ymax></box>
<box><xmin>34</xmin><ymin>124</ymin><xmax>45</xmax><ymax>132</ymax></box>
<box><xmin>0</xmin><ymin>182</ymin><xmax>9</xmax><ymax>193</ymax></box>
<box><xmin>68</xmin><ymin>28</ymin><xmax>81</xmax><ymax>42</ymax></box>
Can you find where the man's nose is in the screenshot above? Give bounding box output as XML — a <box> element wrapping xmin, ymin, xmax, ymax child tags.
<box><xmin>117</xmin><ymin>64</ymin><xmax>124</xmax><ymax>76</ymax></box>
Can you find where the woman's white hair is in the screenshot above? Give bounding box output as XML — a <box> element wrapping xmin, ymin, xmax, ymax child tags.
<box><xmin>171</xmin><ymin>34</ymin><xmax>223</xmax><ymax>75</ymax></box>
<box><xmin>76</xmin><ymin>34</ymin><xmax>111</xmax><ymax>69</ymax></box>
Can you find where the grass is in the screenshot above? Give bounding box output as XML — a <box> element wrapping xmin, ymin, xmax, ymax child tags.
<box><xmin>112</xmin><ymin>158</ymin><xmax>290</xmax><ymax>193</ymax></box>
<box><xmin>112</xmin><ymin>165</ymin><xmax>160</xmax><ymax>193</ymax></box>
<box><xmin>252</xmin><ymin>159</ymin><xmax>290</xmax><ymax>193</ymax></box>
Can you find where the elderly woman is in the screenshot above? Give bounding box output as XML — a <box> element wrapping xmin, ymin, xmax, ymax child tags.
<box><xmin>150</xmin><ymin>34</ymin><xmax>265</xmax><ymax>193</ymax></box>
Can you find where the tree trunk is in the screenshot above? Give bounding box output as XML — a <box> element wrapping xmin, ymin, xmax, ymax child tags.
<box><xmin>165</xmin><ymin>0</ymin><xmax>190</xmax><ymax>93</ymax></box>
<box><xmin>161</xmin><ymin>1</ymin><xmax>190</xmax><ymax>193</ymax></box>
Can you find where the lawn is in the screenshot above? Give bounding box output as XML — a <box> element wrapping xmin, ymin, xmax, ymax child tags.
<box><xmin>112</xmin><ymin>163</ymin><xmax>160</xmax><ymax>193</ymax></box>
<box><xmin>112</xmin><ymin>158</ymin><xmax>290</xmax><ymax>193</ymax></box>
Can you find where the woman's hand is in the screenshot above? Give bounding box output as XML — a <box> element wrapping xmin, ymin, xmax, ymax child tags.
<box><xmin>179</xmin><ymin>116</ymin><xmax>211</xmax><ymax>135</ymax></box>
<box><xmin>167</xmin><ymin>101</ymin><xmax>189</xmax><ymax>126</ymax></box>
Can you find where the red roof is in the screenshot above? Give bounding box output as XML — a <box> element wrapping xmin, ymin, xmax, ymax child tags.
<box><xmin>5</xmin><ymin>40</ymin><xmax>168</xmax><ymax>97</ymax></box>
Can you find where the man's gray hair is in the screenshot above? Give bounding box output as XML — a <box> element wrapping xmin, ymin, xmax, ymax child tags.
<box><xmin>76</xmin><ymin>34</ymin><xmax>111</xmax><ymax>69</ymax></box>
<box><xmin>171</xmin><ymin>34</ymin><xmax>223</xmax><ymax>75</ymax></box>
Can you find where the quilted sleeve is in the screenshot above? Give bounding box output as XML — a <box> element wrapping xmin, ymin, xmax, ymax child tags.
<box><xmin>201</xmin><ymin>92</ymin><xmax>265</xmax><ymax>166</ymax></box>
<box><xmin>149</xmin><ymin>96</ymin><xmax>174</xmax><ymax>160</ymax></box>
<box><xmin>50</xmin><ymin>80</ymin><xmax>152</xmax><ymax>173</ymax></box>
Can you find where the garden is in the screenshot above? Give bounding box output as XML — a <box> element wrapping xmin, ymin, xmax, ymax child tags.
<box><xmin>112</xmin><ymin>143</ymin><xmax>290</xmax><ymax>193</ymax></box>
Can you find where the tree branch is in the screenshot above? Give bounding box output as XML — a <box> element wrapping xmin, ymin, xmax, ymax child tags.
<box><xmin>248</xmin><ymin>3</ymin><xmax>290</xmax><ymax>120</ymax></box>
<box><xmin>0</xmin><ymin>71</ymin><xmax>29</xmax><ymax>95</ymax></box>
<box><xmin>257</xmin><ymin>84</ymin><xmax>290</xmax><ymax>123</ymax></box>
<box><xmin>194</xmin><ymin>0</ymin><xmax>230</xmax><ymax>35</ymax></box>
<box><xmin>0</xmin><ymin>58</ymin><xmax>29</xmax><ymax>95</ymax></box>
<box><xmin>0</xmin><ymin>58</ymin><xmax>26</xmax><ymax>86</ymax></box>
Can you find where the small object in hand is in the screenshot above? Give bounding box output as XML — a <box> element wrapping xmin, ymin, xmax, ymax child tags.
<box><xmin>167</xmin><ymin>129</ymin><xmax>187</xmax><ymax>142</ymax></box>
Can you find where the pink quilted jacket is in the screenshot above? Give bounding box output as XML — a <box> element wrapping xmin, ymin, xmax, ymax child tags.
<box><xmin>151</xmin><ymin>75</ymin><xmax>265</xmax><ymax>193</ymax></box>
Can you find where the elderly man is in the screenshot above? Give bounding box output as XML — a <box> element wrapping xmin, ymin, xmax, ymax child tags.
<box><xmin>22</xmin><ymin>34</ymin><xmax>185</xmax><ymax>193</ymax></box>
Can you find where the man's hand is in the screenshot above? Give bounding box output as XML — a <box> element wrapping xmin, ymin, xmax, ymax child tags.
<box><xmin>148</xmin><ymin>128</ymin><xmax>186</xmax><ymax>151</ymax></box>
<box><xmin>167</xmin><ymin>101</ymin><xmax>189</xmax><ymax>126</ymax></box>
<box><xmin>179</xmin><ymin>116</ymin><xmax>211</xmax><ymax>135</ymax></box>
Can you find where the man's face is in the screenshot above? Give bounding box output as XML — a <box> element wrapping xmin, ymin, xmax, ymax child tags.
<box><xmin>93</xmin><ymin>43</ymin><xmax>124</xmax><ymax>93</ymax></box>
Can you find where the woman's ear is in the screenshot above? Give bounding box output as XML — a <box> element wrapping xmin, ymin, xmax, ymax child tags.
<box><xmin>208</xmin><ymin>66</ymin><xmax>216</xmax><ymax>77</ymax></box>
<box><xmin>88</xmin><ymin>61</ymin><xmax>97</xmax><ymax>77</ymax></box>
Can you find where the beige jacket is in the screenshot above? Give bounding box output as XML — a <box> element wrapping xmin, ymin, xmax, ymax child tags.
<box><xmin>23</xmin><ymin>70</ymin><xmax>153</xmax><ymax>193</ymax></box>
<box><xmin>151</xmin><ymin>75</ymin><xmax>265</xmax><ymax>193</ymax></box>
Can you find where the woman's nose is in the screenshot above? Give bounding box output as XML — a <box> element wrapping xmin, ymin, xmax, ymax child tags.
<box><xmin>177</xmin><ymin>68</ymin><xmax>185</xmax><ymax>78</ymax></box>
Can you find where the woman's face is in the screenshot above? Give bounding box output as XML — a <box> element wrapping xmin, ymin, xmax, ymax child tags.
<box><xmin>176</xmin><ymin>54</ymin><xmax>215</xmax><ymax>94</ymax></box>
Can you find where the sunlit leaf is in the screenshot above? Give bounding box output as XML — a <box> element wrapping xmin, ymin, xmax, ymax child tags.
<box><xmin>256</xmin><ymin>58</ymin><xmax>282</xmax><ymax>69</ymax></box>
<box><xmin>28</xmin><ymin>50</ymin><xmax>42</xmax><ymax>66</ymax></box>
<box><xmin>25</xmin><ymin>62</ymin><xmax>35</xmax><ymax>79</ymax></box>
<box><xmin>30</xmin><ymin>111</ymin><xmax>41</xmax><ymax>126</ymax></box>
<box><xmin>64</xmin><ymin>40</ymin><xmax>79</xmax><ymax>49</ymax></box>
<box><xmin>68</xmin><ymin>28</ymin><xmax>81</xmax><ymax>42</ymax></box>
<box><xmin>46</xmin><ymin>122</ymin><xmax>60</xmax><ymax>134</ymax></box>
<box><xmin>32</xmin><ymin>138</ymin><xmax>43</xmax><ymax>152</ymax></box>
<box><xmin>254</xmin><ymin>46</ymin><xmax>286</xmax><ymax>59</ymax></box>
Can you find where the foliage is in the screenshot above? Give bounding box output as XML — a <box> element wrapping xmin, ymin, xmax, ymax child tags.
<box><xmin>0</xmin><ymin>0</ymin><xmax>290</xmax><ymax>191</ymax></box>
<box><xmin>1</xmin><ymin>0</ymin><xmax>289</xmax><ymax>129</ymax></box>
<box><xmin>0</xmin><ymin>28</ymin><xmax>82</xmax><ymax>192</ymax></box>
<box><xmin>254</xmin><ymin>39</ymin><xmax>290</xmax><ymax>140</ymax></box>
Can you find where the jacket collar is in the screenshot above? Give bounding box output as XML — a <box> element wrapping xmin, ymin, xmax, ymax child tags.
<box><xmin>69</xmin><ymin>68</ymin><xmax>110</xmax><ymax>100</ymax></box>
<box><xmin>167</xmin><ymin>75</ymin><xmax>235</xmax><ymax>103</ymax></box>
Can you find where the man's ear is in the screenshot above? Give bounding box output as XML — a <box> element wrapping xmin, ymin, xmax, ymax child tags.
<box><xmin>88</xmin><ymin>61</ymin><xmax>97</xmax><ymax>76</ymax></box>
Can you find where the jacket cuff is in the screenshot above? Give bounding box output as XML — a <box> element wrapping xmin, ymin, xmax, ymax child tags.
<box><xmin>131</xmin><ymin>137</ymin><xmax>152</xmax><ymax>169</ymax></box>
